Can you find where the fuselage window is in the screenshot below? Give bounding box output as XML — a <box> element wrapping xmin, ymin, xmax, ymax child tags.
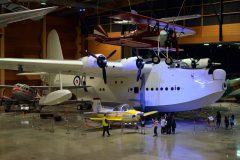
<box><xmin>121</xmin><ymin>81</ymin><xmax>123</xmax><ymax>84</ymax></box>
<box><xmin>156</xmin><ymin>87</ymin><xmax>158</xmax><ymax>91</ymax></box>
<box><xmin>171</xmin><ymin>87</ymin><xmax>174</xmax><ymax>91</ymax></box>
<box><xmin>177</xmin><ymin>87</ymin><xmax>180</xmax><ymax>90</ymax></box>
<box><xmin>130</xmin><ymin>88</ymin><xmax>133</xmax><ymax>92</ymax></box>
<box><xmin>115</xmin><ymin>81</ymin><xmax>117</xmax><ymax>84</ymax></box>
<box><xmin>90</xmin><ymin>77</ymin><xmax>94</xmax><ymax>79</ymax></box>
<box><xmin>160</xmin><ymin>87</ymin><xmax>163</xmax><ymax>91</ymax></box>
<box><xmin>146</xmin><ymin>88</ymin><xmax>149</xmax><ymax>91</ymax></box>
<box><xmin>165</xmin><ymin>87</ymin><xmax>168</xmax><ymax>91</ymax></box>
<box><xmin>134</xmin><ymin>87</ymin><xmax>139</xmax><ymax>93</ymax></box>
<box><xmin>99</xmin><ymin>88</ymin><xmax>102</xmax><ymax>91</ymax></box>
<box><xmin>151</xmin><ymin>88</ymin><xmax>154</xmax><ymax>91</ymax></box>
<box><xmin>103</xmin><ymin>88</ymin><xmax>105</xmax><ymax>91</ymax></box>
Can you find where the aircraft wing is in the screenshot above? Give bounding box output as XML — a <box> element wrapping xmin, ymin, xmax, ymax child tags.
<box><xmin>90</xmin><ymin>117</ymin><xmax>122</xmax><ymax>121</ymax></box>
<box><xmin>0</xmin><ymin>58</ymin><xmax>152</xmax><ymax>77</ymax></box>
<box><xmin>227</xmin><ymin>88</ymin><xmax>240</xmax><ymax>97</ymax></box>
<box><xmin>110</xmin><ymin>11</ymin><xmax>195</xmax><ymax>36</ymax></box>
<box><xmin>0</xmin><ymin>84</ymin><xmax>16</xmax><ymax>88</ymax></box>
<box><xmin>0</xmin><ymin>84</ymin><xmax>89</xmax><ymax>89</ymax></box>
<box><xmin>0</xmin><ymin>6</ymin><xmax>57</xmax><ymax>27</ymax></box>
<box><xmin>143</xmin><ymin>111</ymin><xmax>158</xmax><ymax>117</ymax></box>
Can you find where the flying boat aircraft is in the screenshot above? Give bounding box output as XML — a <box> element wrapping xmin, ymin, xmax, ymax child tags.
<box><xmin>0</xmin><ymin>29</ymin><xmax>227</xmax><ymax>112</ymax></box>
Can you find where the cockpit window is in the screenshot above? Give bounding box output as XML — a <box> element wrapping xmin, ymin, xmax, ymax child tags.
<box><xmin>113</xmin><ymin>106</ymin><xmax>121</xmax><ymax>111</ymax></box>
<box><xmin>113</xmin><ymin>104</ymin><xmax>134</xmax><ymax>111</ymax></box>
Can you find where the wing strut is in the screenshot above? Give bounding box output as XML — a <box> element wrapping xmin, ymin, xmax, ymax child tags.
<box><xmin>59</xmin><ymin>72</ymin><xmax>63</xmax><ymax>90</ymax></box>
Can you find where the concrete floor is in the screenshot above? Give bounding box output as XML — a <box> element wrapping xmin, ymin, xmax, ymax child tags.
<box><xmin>0</xmin><ymin>102</ymin><xmax>240</xmax><ymax>160</ymax></box>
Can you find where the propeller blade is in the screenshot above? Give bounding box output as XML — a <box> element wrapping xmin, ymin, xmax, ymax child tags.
<box><xmin>102</xmin><ymin>67</ymin><xmax>107</xmax><ymax>84</ymax></box>
<box><xmin>136</xmin><ymin>69</ymin><xmax>142</xmax><ymax>82</ymax></box>
<box><xmin>145</xmin><ymin>60</ymin><xmax>152</xmax><ymax>64</ymax></box>
<box><xmin>87</xmin><ymin>51</ymin><xmax>98</xmax><ymax>59</ymax></box>
<box><xmin>106</xmin><ymin>50</ymin><xmax>117</xmax><ymax>59</ymax></box>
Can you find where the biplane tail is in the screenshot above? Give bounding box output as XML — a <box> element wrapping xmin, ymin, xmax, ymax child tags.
<box><xmin>87</xmin><ymin>25</ymin><xmax>108</xmax><ymax>42</ymax></box>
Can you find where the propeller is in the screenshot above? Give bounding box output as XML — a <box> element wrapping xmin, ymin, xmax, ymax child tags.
<box><xmin>88</xmin><ymin>50</ymin><xmax>117</xmax><ymax>84</ymax></box>
<box><xmin>190</xmin><ymin>58</ymin><xmax>200</xmax><ymax>69</ymax></box>
<box><xmin>136</xmin><ymin>57</ymin><xmax>152</xmax><ymax>82</ymax></box>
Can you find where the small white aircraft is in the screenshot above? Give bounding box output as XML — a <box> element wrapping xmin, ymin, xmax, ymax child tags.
<box><xmin>0</xmin><ymin>0</ymin><xmax>57</xmax><ymax>27</ymax></box>
<box><xmin>0</xmin><ymin>29</ymin><xmax>227</xmax><ymax>112</ymax></box>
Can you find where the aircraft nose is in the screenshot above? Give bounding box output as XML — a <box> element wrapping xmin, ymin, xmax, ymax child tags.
<box><xmin>213</xmin><ymin>69</ymin><xmax>226</xmax><ymax>80</ymax></box>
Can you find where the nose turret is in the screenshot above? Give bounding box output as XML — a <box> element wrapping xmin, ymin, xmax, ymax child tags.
<box><xmin>213</xmin><ymin>69</ymin><xmax>226</xmax><ymax>80</ymax></box>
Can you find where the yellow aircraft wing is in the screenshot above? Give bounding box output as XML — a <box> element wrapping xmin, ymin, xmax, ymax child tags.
<box><xmin>144</xmin><ymin>111</ymin><xmax>158</xmax><ymax>117</ymax></box>
<box><xmin>90</xmin><ymin>117</ymin><xmax>123</xmax><ymax>121</ymax></box>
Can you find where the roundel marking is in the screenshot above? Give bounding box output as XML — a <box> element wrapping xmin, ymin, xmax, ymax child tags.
<box><xmin>73</xmin><ymin>76</ymin><xmax>81</xmax><ymax>86</ymax></box>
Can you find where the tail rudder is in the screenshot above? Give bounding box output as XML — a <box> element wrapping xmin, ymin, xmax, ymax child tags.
<box><xmin>47</xmin><ymin>29</ymin><xmax>64</xmax><ymax>60</ymax></box>
<box><xmin>45</xmin><ymin>29</ymin><xmax>63</xmax><ymax>85</ymax></box>
<box><xmin>92</xmin><ymin>98</ymin><xmax>102</xmax><ymax>113</ymax></box>
<box><xmin>94</xmin><ymin>25</ymin><xmax>108</xmax><ymax>37</ymax></box>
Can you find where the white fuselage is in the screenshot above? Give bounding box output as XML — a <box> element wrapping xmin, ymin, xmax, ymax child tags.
<box><xmin>53</xmin><ymin>62</ymin><xmax>226</xmax><ymax>112</ymax></box>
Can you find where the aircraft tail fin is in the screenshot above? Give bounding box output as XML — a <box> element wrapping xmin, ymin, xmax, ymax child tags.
<box><xmin>44</xmin><ymin>29</ymin><xmax>63</xmax><ymax>86</ymax></box>
<box><xmin>47</xmin><ymin>29</ymin><xmax>64</xmax><ymax>60</ymax></box>
<box><xmin>86</xmin><ymin>25</ymin><xmax>109</xmax><ymax>43</ymax></box>
<box><xmin>92</xmin><ymin>98</ymin><xmax>103</xmax><ymax>113</ymax></box>
<box><xmin>94</xmin><ymin>25</ymin><xmax>108</xmax><ymax>37</ymax></box>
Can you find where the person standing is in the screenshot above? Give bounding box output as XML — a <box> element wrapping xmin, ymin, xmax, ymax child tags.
<box><xmin>229</xmin><ymin>114</ymin><xmax>235</xmax><ymax>129</ymax></box>
<box><xmin>139</xmin><ymin>115</ymin><xmax>145</xmax><ymax>134</ymax></box>
<box><xmin>166</xmin><ymin>114</ymin><xmax>172</xmax><ymax>134</ymax></box>
<box><xmin>160</xmin><ymin>116</ymin><xmax>167</xmax><ymax>134</ymax></box>
<box><xmin>153</xmin><ymin>118</ymin><xmax>159</xmax><ymax>136</ymax></box>
<box><xmin>224</xmin><ymin>115</ymin><xmax>229</xmax><ymax>130</ymax></box>
<box><xmin>102</xmin><ymin>113</ymin><xmax>111</xmax><ymax>137</ymax></box>
<box><xmin>216</xmin><ymin>111</ymin><xmax>221</xmax><ymax>128</ymax></box>
<box><xmin>171</xmin><ymin>115</ymin><xmax>176</xmax><ymax>134</ymax></box>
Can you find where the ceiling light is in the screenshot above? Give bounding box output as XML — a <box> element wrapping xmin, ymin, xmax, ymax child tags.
<box><xmin>217</xmin><ymin>44</ymin><xmax>222</xmax><ymax>47</ymax></box>
<box><xmin>40</xmin><ymin>2</ymin><xmax>46</xmax><ymax>5</ymax></box>
<box><xmin>203</xmin><ymin>43</ymin><xmax>209</xmax><ymax>46</ymax></box>
<box><xmin>79</xmin><ymin>8</ymin><xmax>86</xmax><ymax>12</ymax></box>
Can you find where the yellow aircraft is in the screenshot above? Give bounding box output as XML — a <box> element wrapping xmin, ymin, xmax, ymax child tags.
<box><xmin>89</xmin><ymin>98</ymin><xmax>158</xmax><ymax>122</ymax></box>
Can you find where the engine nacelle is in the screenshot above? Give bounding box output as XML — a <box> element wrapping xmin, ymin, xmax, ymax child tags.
<box><xmin>81</xmin><ymin>54</ymin><xmax>104</xmax><ymax>68</ymax></box>
<box><xmin>180</xmin><ymin>58</ymin><xmax>210</xmax><ymax>69</ymax></box>
<box><xmin>121</xmin><ymin>57</ymin><xmax>138</xmax><ymax>70</ymax></box>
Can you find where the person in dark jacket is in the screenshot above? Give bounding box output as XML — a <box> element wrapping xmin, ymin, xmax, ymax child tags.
<box><xmin>229</xmin><ymin>114</ymin><xmax>235</xmax><ymax>129</ymax></box>
<box><xmin>166</xmin><ymin>114</ymin><xmax>172</xmax><ymax>134</ymax></box>
<box><xmin>171</xmin><ymin>115</ymin><xmax>176</xmax><ymax>134</ymax></box>
<box><xmin>216</xmin><ymin>111</ymin><xmax>221</xmax><ymax>128</ymax></box>
<box><xmin>224</xmin><ymin>116</ymin><xmax>229</xmax><ymax>130</ymax></box>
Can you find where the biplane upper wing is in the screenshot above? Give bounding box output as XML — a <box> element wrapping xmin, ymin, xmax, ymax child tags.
<box><xmin>110</xmin><ymin>11</ymin><xmax>195</xmax><ymax>36</ymax></box>
<box><xmin>159</xmin><ymin>14</ymin><xmax>201</xmax><ymax>22</ymax></box>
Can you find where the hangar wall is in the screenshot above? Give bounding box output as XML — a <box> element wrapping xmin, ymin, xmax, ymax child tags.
<box><xmin>179</xmin><ymin>23</ymin><xmax>240</xmax><ymax>44</ymax></box>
